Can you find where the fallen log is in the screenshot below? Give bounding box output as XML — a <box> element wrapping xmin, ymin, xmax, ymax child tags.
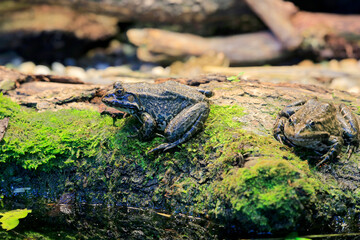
<box><xmin>202</xmin><ymin>65</ymin><xmax>360</xmax><ymax>90</ymax></box>
<box><xmin>155</xmin><ymin>74</ymin><xmax>229</xmax><ymax>86</ymax></box>
<box><xmin>0</xmin><ymin>66</ymin><xmax>32</xmax><ymax>90</ymax></box>
<box><xmin>245</xmin><ymin>0</ymin><xmax>302</xmax><ymax>50</ymax></box>
<box><xmin>11</xmin><ymin>0</ymin><xmax>254</xmax><ymax>26</ymax></box>
<box><xmin>32</xmin><ymin>75</ymin><xmax>84</xmax><ymax>84</ymax></box>
<box><xmin>292</xmin><ymin>11</ymin><xmax>360</xmax><ymax>59</ymax></box>
<box><xmin>127</xmin><ymin>28</ymin><xmax>288</xmax><ymax>65</ymax></box>
<box><xmin>0</xmin><ymin>66</ymin><xmax>84</xmax><ymax>91</ymax></box>
<box><xmin>0</xmin><ymin>3</ymin><xmax>118</xmax><ymax>53</ymax></box>
<box><xmin>0</xmin><ymin>4</ymin><xmax>117</xmax><ymax>40</ymax></box>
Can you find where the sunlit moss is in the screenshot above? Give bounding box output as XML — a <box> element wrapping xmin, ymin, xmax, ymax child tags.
<box><xmin>0</xmin><ymin>103</ymin><xmax>116</xmax><ymax>170</ymax></box>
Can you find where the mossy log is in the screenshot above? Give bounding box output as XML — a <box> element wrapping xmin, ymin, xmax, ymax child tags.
<box><xmin>1</xmin><ymin>78</ymin><xmax>360</xmax><ymax>237</ymax></box>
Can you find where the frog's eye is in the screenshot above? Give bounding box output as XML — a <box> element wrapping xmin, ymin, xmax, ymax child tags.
<box><xmin>114</xmin><ymin>82</ymin><xmax>123</xmax><ymax>89</ymax></box>
<box><xmin>116</xmin><ymin>89</ymin><xmax>124</xmax><ymax>95</ymax></box>
<box><xmin>127</xmin><ymin>95</ymin><xmax>135</xmax><ymax>102</ymax></box>
<box><xmin>289</xmin><ymin>117</ymin><xmax>295</xmax><ymax>125</ymax></box>
<box><xmin>306</xmin><ymin>120</ymin><xmax>315</xmax><ymax>127</ymax></box>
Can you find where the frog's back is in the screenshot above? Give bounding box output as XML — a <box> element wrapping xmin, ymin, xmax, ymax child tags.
<box><xmin>124</xmin><ymin>81</ymin><xmax>206</xmax><ymax>102</ymax></box>
<box><xmin>123</xmin><ymin>81</ymin><xmax>208</xmax><ymax>128</ymax></box>
<box><xmin>160</xmin><ymin>81</ymin><xmax>207</xmax><ymax>101</ymax></box>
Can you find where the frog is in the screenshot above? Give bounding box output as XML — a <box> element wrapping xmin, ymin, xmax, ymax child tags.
<box><xmin>273</xmin><ymin>98</ymin><xmax>360</xmax><ymax>167</ymax></box>
<box><xmin>102</xmin><ymin>80</ymin><xmax>211</xmax><ymax>153</ymax></box>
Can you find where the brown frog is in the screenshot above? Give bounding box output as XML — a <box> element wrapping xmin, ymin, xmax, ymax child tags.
<box><xmin>273</xmin><ymin>98</ymin><xmax>360</xmax><ymax>167</ymax></box>
<box><xmin>102</xmin><ymin>81</ymin><xmax>211</xmax><ymax>153</ymax></box>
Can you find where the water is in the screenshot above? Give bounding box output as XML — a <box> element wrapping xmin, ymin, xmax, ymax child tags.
<box><xmin>1</xmin><ymin>204</ymin><xmax>225</xmax><ymax>239</ymax></box>
<box><xmin>2</xmin><ymin>204</ymin><xmax>360</xmax><ymax>239</ymax></box>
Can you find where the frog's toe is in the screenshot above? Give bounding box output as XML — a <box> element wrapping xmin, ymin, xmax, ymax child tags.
<box><xmin>345</xmin><ymin>144</ymin><xmax>358</xmax><ymax>159</ymax></box>
<box><xmin>148</xmin><ymin>142</ymin><xmax>178</xmax><ymax>153</ymax></box>
<box><xmin>315</xmin><ymin>155</ymin><xmax>331</xmax><ymax>168</ymax></box>
<box><xmin>148</xmin><ymin>143</ymin><xmax>170</xmax><ymax>153</ymax></box>
<box><xmin>275</xmin><ymin>134</ymin><xmax>295</xmax><ymax>147</ymax></box>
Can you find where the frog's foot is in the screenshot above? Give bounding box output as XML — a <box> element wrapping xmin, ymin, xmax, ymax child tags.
<box><xmin>316</xmin><ymin>137</ymin><xmax>342</xmax><ymax>168</ymax></box>
<box><xmin>127</xmin><ymin>125</ymin><xmax>139</xmax><ymax>138</ymax></box>
<box><xmin>148</xmin><ymin>143</ymin><xmax>176</xmax><ymax>153</ymax></box>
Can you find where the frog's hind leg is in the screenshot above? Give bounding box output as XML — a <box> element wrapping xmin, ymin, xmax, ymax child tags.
<box><xmin>148</xmin><ymin>102</ymin><xmax>209</xmax><ymax>153</ymax></box>
<box><xmin>338</xmin><ymin>104</ymin><xmax>360</xmax><ymax>158</ymax></box>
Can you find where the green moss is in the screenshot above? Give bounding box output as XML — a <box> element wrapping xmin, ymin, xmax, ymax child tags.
<box><xmin>0</xmin><ymin>94</ymin><xmax>116</xmax><ymax>170</ymax></box>
<box><xmin>0</xmin><ymin>93</ymin><xmax>20</xmax><ymax>118</ymax></box>
<box><xmin>207</xmin><ymin>159</ymin><xmax>319</xmax><ymax>231</ymax></box>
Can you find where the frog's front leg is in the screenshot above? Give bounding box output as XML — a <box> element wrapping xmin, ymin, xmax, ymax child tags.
<box><xmin>132</xmin><ymin>112</ymin><xmax>157</xmax><ymax>140</ymax></box>
<box><xmin>148</xmin><ymin>102</ymin><xmax>209</xmax><ymax>153</ymax></box>
<box><xmin>337</xmin><ymin>104</ymin><xmax>360</xmax><ymax>158</ymax></box>
<box><xmin>316</xmin><ymin>136</ymin><xmax>343</xmax><ymax>168</ymax></box>
<box><xmin>273</xmin><ymin>117</ymin><xmax>296</xmax><ymax>147</ymax></box>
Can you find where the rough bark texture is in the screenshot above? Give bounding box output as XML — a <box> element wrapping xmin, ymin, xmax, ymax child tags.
<box><xmin>0</xmin><ymin>66</ymin><xmax>83</xmax><ymax>91</ymax></box>
<box><xmin>0</xmin><ymin>66</ymin><xmax>31</xmax><ymax>90</ymax></box>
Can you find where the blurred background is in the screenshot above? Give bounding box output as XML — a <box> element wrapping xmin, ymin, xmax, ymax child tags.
<box><xmin>2</xmin><ymin>0</ymin><xmax>360</xmax><ymax>91</ymax></box>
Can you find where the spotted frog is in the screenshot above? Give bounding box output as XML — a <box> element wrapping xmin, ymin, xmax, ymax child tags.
<box><xmin>102</xmin><ymin>81</ymin><xmax>211</xmax><ymax>153</ymax></box>
<box><xmin>273</xmin><ymin>98</ymin><xmax>360</xmax><ymax>167</ymax></box>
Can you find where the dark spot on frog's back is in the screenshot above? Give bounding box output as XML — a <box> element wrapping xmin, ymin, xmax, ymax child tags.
<box><xmin>102</xmin><ymin>80</ymin><xmax>211</xmax><ymax>153</ymax></box>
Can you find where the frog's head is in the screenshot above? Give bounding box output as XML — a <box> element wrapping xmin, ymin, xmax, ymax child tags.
<box><xmin>102</xmin><ymin>82</ymin><xmax>141</xmax><ymax>114</ymax></box>
<box><xmin>287</xmin><ymin>101</ymin><xmax>334</xmax><ymax>141</ymax></box>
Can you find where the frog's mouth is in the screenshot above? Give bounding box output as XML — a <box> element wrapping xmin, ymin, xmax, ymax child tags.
<box><xmin>102</xmin><ymin>94</ymin><xmax>140</xmax><ymax>114</ymax></box>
